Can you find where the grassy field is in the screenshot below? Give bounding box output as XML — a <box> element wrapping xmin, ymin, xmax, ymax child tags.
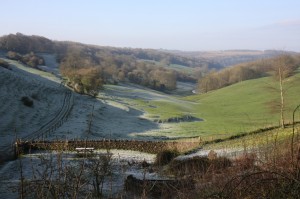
<box><xmin>4</xmin><ymin>58</ymin><xmax>59</xmax><ymax>80</ymax></box>
<box><xmin>134</xmin><ymin>99</ymin><xmax>194</xmax><ymax>120</ymax></box>
<box><xmin>186</xmin><ymin>74</ymin><xmax>300</xmax><ymax>135</ymax></box>
<box><xmin>203</xmin><ymin>125</ymin><xmax>299</xmax><ymax>151</ymax></box>
<box><xmin>125</xmin><ymin>72</ymin><xmax>300</xmax><ymax>139</ymax></box>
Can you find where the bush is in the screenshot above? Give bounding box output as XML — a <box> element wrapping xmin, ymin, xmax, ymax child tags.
<box><xmin>155</xmin><ymin>149</ymin><xmax>179</xmax><ymax>166</ymax></box>
<box><xmin>6</xmin><ymin>51</ymin><xmax>22</xmax><ymax>60</ymax></box>
<box><xmin>21</xmin><ymin>96</ymin><xmax>33</xmax><ymax>107</ymax></box>
<box><xmin>169</xmin><ymin>156</ymin><xmax>232</xmax><ymax>177</ymax></box>
<box><xmin>6</xmin><ymin>51</ymin><xmax>45</xmax><ymax>68</ymax></box>
<box><xmin>62</xmin><ymin>67</ymin><xmax>103</xmax><ymax>96</ymax></box>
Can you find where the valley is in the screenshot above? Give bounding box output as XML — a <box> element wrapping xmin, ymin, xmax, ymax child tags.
<box><xmin>0</xmin><ymin>35</ymin><xmax>299</xmax><ymax>198</ymax></box>
<box><xmin>1</xmin><ymin>48</ymin><xmax>300</xmax><ymax>150</ymax></box>
<box><xmin>1</xmin><ymin>0</ymin><xmax>300</xmax><ymax>197</ymax></box>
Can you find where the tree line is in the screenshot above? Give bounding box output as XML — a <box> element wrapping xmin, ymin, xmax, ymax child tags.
<box><xmin>197</xmin><ymin>54</ymin><xmax>300</xmax><ymax>93</ymax></box>
<box><xmin>0</xmin><ymin>33</ymin><xmax>214</xmax><ymax>95</ymax></box>
<box><xmin>59</xmin><ymin>45</ymin><xmax>177</xmax><ymax>95</ymax></box>
<box><xmin>3</xmin><ymin>33</ymin><xmax>298</xmax><ymax>98</ymax></box>
<box><xmin>0</xmin><ymin>33</ymin><xmax>216</xmax><ymax>69</ymax></box>
<box><xmin>6</xmin><ymin>51</ymin><xmax>45</xmax><ymax>68</ymax></box>
<box><xmin>0</xmin><ymin>33</ymin><xmax>54</xmax><ymax>53</ymax></box>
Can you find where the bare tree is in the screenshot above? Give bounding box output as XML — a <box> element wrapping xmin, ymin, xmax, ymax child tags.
<box><xmin>20</xmin><ymin>151</ymin><xmax>88</xmax><ymax>199</ymax></box>
<box><xmin>87</xmin><ymin>150</ymin><xmax>112</xmax><ymax>197</ymax></box>
<box><xmin>197</xmin><ymin>70</ymin><xmax>219</xmax><ymax>93</ymax></box>
<box><xmin>271</xmin><ymin>54</ymin><xmax>297</xmax><ymax>128</ymax></box>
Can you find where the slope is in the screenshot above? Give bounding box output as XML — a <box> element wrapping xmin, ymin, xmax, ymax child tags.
<box><xmin>131</xmin><ymin>73</ymin><xmax>300</xmax><ymax>139</ymax></box>
<box><xmin>183</xmin><ymin>74</ymin><xmax>300</xmax><ymax>138</ymax></box>
<box><xmin>0</xmin><ymin>58</ymin><xmax>66</xmax><ymax>152</ymax></box>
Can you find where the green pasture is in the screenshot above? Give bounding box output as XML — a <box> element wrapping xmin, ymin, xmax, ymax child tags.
<box><xmin>133</xmin><ymin>99</ymin><xmax>193</xmax><ymax>121</ymax></box>
<box><xmin>128</xmin><ymin>73</ymin><xmax>300</xmax><ymax>139</ymax></box>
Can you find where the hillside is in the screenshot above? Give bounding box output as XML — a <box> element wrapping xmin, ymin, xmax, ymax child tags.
<box><xmin>0</xmin><ymin>36</ymin><xmax>299</xmax><ymax>199</ymax></box>
<box><xmin>0</xmin><ymin>58</ymin><xmax>65</xmax><ymax>150</ymax></box>
<box><xmin>196</xmin><ymin>54</ymin><xmax>300</xmax><ymax>93</ymax></box>
<box><xmin>0</xmin><ymin>33</ymin><xmax>299</xmax><ymax>142</ymax></box>
<box><xmin>0</xmin><ymin>56</ymin><xmax>167</xmax><ymax>146</ymax></box>
<box><xmin>163</xmin><ymin>49</ymin><xmax>289</xmax><ymax>67</ymax></box>
<box><xmin>0</xmin><ymin>33</ymin><xmax>218</xmax><ymax>69</ymax></box>
<box><xmin>0</xmin><ymin>33</ymin><xmax>291</xmax><ymax>83</ymax></box>
<box><xmin>128</xmin><ymin>72</ymin><xmax>300</xmax><ymax>139</ymax></box>
<box><xmin>0</xmin><ymin>33</ymin><xmax>213</xmax><ymax>93</ymax></box>
<box><xmin>189</xmin><ymin>74</ymin><xmax>300</xmax><ymax>133</ymax></box>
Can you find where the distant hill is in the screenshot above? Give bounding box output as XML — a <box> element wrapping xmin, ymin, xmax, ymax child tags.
<box><xmin>195</xmin><ymin>53</ymin><xmax>300</xmax><ymax>93</ymax></box>
<box><xmin>1</xmin><ymin>33</ymin><xmax>298</xmax><ymax>94</ymax></box>
<box><xmin>0</xmin><ymin>33</ymin><xmax>220</xmax><ymax>69</ymax></box>
<box><xmin>0</xmin><ymin>33</ymin><xmax>55</xmax><ymax>53</ymax></box>
<box><xmin>160</xmin><ymin>49</ymin><xmax>294</xmax><ymax>67</ymax></box>
<box><xmin>1</xmin><ymin>33</ymin><xmax>290</xmax><ymax>71</ymax></box>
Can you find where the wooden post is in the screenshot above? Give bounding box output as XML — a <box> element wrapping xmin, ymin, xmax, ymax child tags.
<box><xmin>13</xmin><ymin>141</ymin><xmax>18</xmax><ymax>160</ymax></box>
<box><xmin>14</xmin><ymin>140</ymin><xmax>23</xmax><ymax>159</ymax></box>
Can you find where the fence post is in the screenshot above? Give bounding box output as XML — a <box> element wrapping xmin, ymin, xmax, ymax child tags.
<box><xmin>291</xmin><ymin>104</ymin><xmax>300</xmax><ymax>162</ymax></box>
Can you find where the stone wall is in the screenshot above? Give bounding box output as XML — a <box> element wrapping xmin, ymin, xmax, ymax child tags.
<box><xmin>17</xmin><ymin>139</ymin><xmax>200</xmax><ymax>154</ymax></box>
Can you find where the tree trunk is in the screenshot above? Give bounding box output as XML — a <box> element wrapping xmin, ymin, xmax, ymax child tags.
<box><xmin>279</xmin><ymin>67</ymin><xmax>285</xmax><ymax>128</ymax></box>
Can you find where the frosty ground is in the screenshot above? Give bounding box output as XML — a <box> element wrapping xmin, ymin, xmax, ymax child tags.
<box><xmin>0</xmin><ymin>54</ymin><xmax>210</xmax><ymax>197</ymax></box>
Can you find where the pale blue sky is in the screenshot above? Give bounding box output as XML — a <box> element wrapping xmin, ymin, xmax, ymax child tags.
<box><xmin>1</xmin><ymin>0</ymin><xmax>300</xmax><ymax>51</ymax></box>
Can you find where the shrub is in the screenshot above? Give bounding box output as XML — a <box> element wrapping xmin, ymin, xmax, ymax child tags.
<box><xmin>62</xmin><ymin>67</ymin><xmax>103</xmax><ymax>96</ymax></box>
<box><xmin>124</xmin><ymin>174</ymin><xmax>195</xmax><ymax>198</ymax></box>
<box><xmin>169</xmin><ymin>156</ymin><xmax>232</xmax><ymax>177</ymax></box>
<box><xmin>6</xmin><ymin>51</ymin><xmax>45</xmax><ymax>68</ymax></box>
<box><xmin>7</xmin><ymin>51</ymin><xmax>22</xmax><ymax>60</ymax></box>
<box><xmin>155</xmin><ymin>149</ymin><xmax>179</xmax><ymax>166</ymax></box>
<box><xmin>21</xmin><ymin>96</ymin><xmax>33</xmax><ymax>107</ymax></box>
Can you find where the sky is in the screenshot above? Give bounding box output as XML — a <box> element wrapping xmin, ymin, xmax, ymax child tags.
<box><xmin>1</xmin><ymin>0</ymin><xmax>300</xmax><ymax>51</ymax></box>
